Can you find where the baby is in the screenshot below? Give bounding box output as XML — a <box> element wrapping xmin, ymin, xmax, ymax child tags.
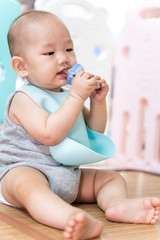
<box><xmin>0</xmin><ymin>10</ymin><xmax>160</xmax><ymax>240</ymax></box>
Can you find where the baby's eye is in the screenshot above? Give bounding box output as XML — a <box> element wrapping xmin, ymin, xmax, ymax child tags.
<box><xmin>45</xmin><ymin>52</ymin><xmax>54</xmax><ymax>56</ymax></box>
<box><xmin>66</xmin><ymin>48</ymin><xmax>73</xmax><ymax>52</ymax></box>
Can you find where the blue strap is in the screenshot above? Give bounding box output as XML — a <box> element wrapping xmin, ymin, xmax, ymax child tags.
<box><xmin>19</xmin><ymin>83</ymin><xmax>115</xmax><ymax>165</ymax></box>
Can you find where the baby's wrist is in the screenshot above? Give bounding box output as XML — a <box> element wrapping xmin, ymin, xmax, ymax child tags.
<box><xmin>90</xmin><ymin>98</ymin><xmax>106</xmax><ymax>106</ymax></box>
<box><xmin>69</xmin><ymin>90</ymin><xmax>85</xmax><ymax>105</ymax></box>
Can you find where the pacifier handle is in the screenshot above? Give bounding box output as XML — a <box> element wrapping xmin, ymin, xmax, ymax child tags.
<box><xmin>67</xmin><ymin>64</ymin><xmax>100</xmax><ymax>89</ymax></box>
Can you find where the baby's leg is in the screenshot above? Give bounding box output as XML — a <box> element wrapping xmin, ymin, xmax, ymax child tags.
<box><xmin>1</xmin><ymin>166</ymin><xmax>103</xmax><ymax>239</ymax></box>
<box><xmin>75</xmin><ymin>169</ymin><xmax>160</xmax><ymax>225</ymax></box>
<box><xmin>94</xmin><ymin>169</ymin><xmax>160</xmax><ymax>224</ymax></box>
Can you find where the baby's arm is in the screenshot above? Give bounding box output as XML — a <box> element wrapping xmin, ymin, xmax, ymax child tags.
<box><xmin>83</xmin><ymin>79</ymin><xmax>109</xmax><ymax>134</ymax></box>
<box><xmin>9</xmin><ymin>72</ymin><xmax>99</xmax><ymax>146</ymax></box>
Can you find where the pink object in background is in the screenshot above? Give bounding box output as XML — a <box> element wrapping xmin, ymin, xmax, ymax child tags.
<box><xmin>107</xmin><ymin>1</ymin><xmax>160</xmax><ymax>174</ymax></box>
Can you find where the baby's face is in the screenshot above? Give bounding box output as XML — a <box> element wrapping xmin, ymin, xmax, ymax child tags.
<box><xmin>22</xmin><ymin>16</ymin><xmax>77</xmax><ymax>91</ymax></box>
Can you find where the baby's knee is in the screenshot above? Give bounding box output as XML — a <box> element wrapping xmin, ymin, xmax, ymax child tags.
<box><xmin>109</xmin><ymin>170</ymin><xmax>124</xmax><ymax>179</ymax></box>
<box><xmin>95</xmin><ymin>170</ymin><xmax>127</xmax><ymax>189</ymax></box>
<box><xmin>8</xmin><ymin>170</ymin><xmax>36</xmax><ymax>200</ymax></box>
<box><xmin>3</xmin><ymin>166</ymin><xmax>48</xmax><ymax>204</ymax></box>
<box><xmin>1</xmin><ymin>168</ymin><xmax>33</xmax><ymax>207</ymax></box>
<box><xmin>111</xmin><ymin>171</ymin><xmax>127</xmax><ymax>186</ymax></box>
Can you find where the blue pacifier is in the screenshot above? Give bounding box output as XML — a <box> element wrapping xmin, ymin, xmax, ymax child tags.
<box><xmin>67</xmin><ymin>64</ymin><xmax>84</xmax><ymax>85</ymax></box>
<box><xmin>67</xmin><ymin>64</ymin><xmax>100</xmax><ymax>89</ymax></box>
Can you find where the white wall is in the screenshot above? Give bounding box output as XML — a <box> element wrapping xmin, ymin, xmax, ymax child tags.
<box><xmin>87</xmin><ymin>0</ymin><xmax>145</xmax><ymax>41</ymax></box>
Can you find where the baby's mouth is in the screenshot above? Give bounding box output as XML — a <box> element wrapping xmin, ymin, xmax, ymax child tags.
<box><xmin>58</xmin><ymin>71</ymin><xmax>67</xmax><ymax>75</ymax></box>
<box><xmin>57</xmin><ymin>68</ymin><xmax>70</xmax><ymax>79</ymax></box>
<box><xmin>57</xmin><ymin>68</ymin><xmax>70</xmax><ymax>76</ymax></box>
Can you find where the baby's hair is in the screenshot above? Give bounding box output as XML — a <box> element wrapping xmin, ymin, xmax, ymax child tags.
<box><xmin>7</xmin><ymin>11</ymin><xmax>60</xmax><ymax>57</ymax></box>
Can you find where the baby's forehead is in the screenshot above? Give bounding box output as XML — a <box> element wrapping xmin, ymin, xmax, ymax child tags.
<box><xmin>25</xmin><ymin>15</ymin><xmax>68</xmax><ymax>35</ymax></box>
<box><xmin>22</xmin><ymin>18</ymin><xmax>71</xmax><ymax>50</ymax></box>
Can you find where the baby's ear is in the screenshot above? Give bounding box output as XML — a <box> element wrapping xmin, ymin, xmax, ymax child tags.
<box><xmin>11</xmin><ymin>56</ymin><xmax>28</xmax><ymax>77</ymax></box>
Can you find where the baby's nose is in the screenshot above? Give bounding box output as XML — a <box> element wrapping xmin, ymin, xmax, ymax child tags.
<box><xmin>57</xmin><ymin>53</ymin><xmax>69</xmax><ymax>65</ymax></box>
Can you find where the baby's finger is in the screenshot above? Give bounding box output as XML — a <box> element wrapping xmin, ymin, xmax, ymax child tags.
<box><xmin>94</xmin><ymin>75</ymin><xmax>101</xmax><ymax>81</ymax></box>
<box><xmin>83</xmin><ymin>72</ymin><xmax>94</xmax><ymax>79</ymax></box>
<box><xmin>101</xmin><ymin>80</ymin><xmax>109</xmax><ymax>91</ymax></box>
<box><xmin>88</xmin><ymin>76</ymin><xmax>99</xmax><ymax>87</ymax></box>
<box><xmin>76</xmin><ymin>70</ymin><xmax>85</xmax><ymax>77</ymax></box>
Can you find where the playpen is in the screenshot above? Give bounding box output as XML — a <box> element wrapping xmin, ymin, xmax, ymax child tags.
<box><xmin>107</xmin><ymin>1</ymin><xmax>160</xmax><ymax>174</ymax></box>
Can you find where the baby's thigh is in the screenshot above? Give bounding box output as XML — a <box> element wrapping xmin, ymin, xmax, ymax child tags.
<box><xmin>1</xmin><ymin>166</ymin><xmax>49</xmax><ymax>207</ymax></box>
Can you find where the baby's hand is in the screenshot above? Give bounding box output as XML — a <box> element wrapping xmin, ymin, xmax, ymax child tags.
<box><xmin>69</xmin><ymin>71</ymin><xmax>100</xmax><ymax>101</ymax></box>
<box><xmin>90</xmin><ymin>79</ymin><xmax>109</xmax><ymax>101</ymax></box>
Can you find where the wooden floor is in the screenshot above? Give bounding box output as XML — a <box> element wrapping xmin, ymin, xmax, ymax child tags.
<box><xmin>0</xmin><ymin>170</ymin><xmax>160</xmax><ymax>240</ymax></box>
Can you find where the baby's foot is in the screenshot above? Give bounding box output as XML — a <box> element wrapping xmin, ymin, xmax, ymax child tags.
<box><xmin>105</xmin><ymin>197</ymin><xmax>160</xmax><ymax>224</ymax></box>
<box><xmin>64</xmin><ymin>211</ymin><xmax>103</xmax><ymax>240</ymax></box>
